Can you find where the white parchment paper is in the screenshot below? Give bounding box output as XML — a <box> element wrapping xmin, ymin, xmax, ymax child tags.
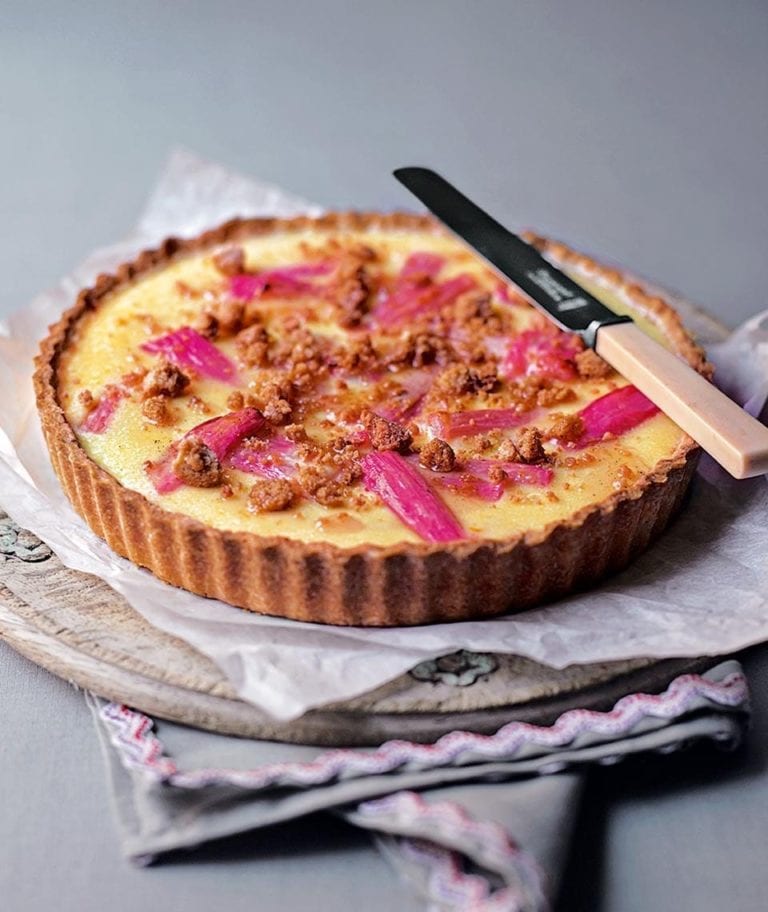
<box><xmin>1</xmin><ymin>150</ymin><xmax>766</xmax><ymax>721</ymax></box>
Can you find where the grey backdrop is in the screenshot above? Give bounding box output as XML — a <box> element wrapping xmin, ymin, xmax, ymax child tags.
<box><xmin>1</xmin><ymin>2</ymin><xmax>767</xmax><ymax>911</ymax></box>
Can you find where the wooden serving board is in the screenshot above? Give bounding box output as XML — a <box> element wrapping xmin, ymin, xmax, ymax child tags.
<box><xmin>0</xmin><ymin>298</ymin><xmax>728</xmax><ymax>746</ymax></box>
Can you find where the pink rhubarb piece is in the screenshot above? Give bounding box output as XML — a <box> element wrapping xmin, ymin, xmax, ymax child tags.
<box><xmin>374</xmin><ymin>251</ymin><xmax>477</xmax><ymax>326</ymax></box>
<box><xmin>575</xmin><ymin>385</ymin><xmax>660</xmax><ymax>446</ymax></box>
<box><xmin>80</xmin><ymin>385</ymin><xmax>126</xmax><ymax>434</ymax></box>
<box><xmin>465</xmin><ymin>458</ymin><xmax>554</xmax><ymax>487</ymax></box>
<box><xmin>431</xmin><ymin>472</ymin><xmax>504</xmax><ymax>502</ymax></box>
<box><xmin>146</xmin><ymin>408</ymin><xmax>265</xmax><ymax>494</ymax></box>
<box><xmin>361</xmin><ymin>451</ymin><xmax>466</xmax><ymax>542</ymax></box>
<box><xmin>431</xmin><ymin>458</ymin><xmax>553</xmax><ymax>502</ymax></box>
<box><xmin>428</xmin><ymin>406</ymin><xmax>533</xmax><ymax>440</ymax></box>
<box><xmin>502</xmin><ymin>328</ymin><xmax>582</xmax><ymax>381</ymax></box>
<box><xmin>229</xmin><ymin>262</ymin><xmax>334</xmax><ymax>301</ymax></box>
<box><xmin>227</xmin><ymin>435</ymin><xmax>296</xmax><ymax>480</ymax></box>
<box><xmin>376</xmin><ymin>369</ymin><xmax>434</xmax><ymax>422</ymax></box>
<box><xmin>141</xmin><ymin>326</ymin><xmax>239</xmax><ymax>384</ymax></box>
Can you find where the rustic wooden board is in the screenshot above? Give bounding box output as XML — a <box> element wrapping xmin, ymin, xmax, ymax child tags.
<box><xmin>0</xmin><ymin>298</ymin><xmax>727</xmax><ymax>745</ymax></box>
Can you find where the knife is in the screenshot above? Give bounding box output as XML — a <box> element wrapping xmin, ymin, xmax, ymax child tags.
<box><xmin>393</xmin><ymin>166</ymin><xmax>768</xmax><ymax>479</ymax></box>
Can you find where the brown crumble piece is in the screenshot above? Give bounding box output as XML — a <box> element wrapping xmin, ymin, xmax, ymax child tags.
<box><xmin>295</xmin><ymin>464</ymin><xmax>325</xmax><ymax>495</ymax></box>
<box><xmin>331</xmin><ymin>255</ymin><xmax>373</xmax><ymax>328</ymax></box>
<box><xmin>574</xmin><ymin>349</ymin><xmax>614</xmax><ymax>380</ymax></box>
<box><xmin>333</xmin><ymin>335</ymin><xmax>377</xmax><ymax>373</ymax></box>
<box><xmin>77</xmin><ymin>390</ymin><xmax>96</xmax><ymax>413</ymax></box>
<box><xmin>546</xmin><ymin>412</ymin><xmax>585</xmax><ymax>444</ymax></box>
<box><xmin>248</xmin><ymin>478</ymin><xmax>295</xmax><ymax>513</ymax></box>
<box><xmin>142</xmin><ymin>361</ymin><xmax>190</xmax><ymax>399</ymax></box>
<box><xmin>248</xmin><ymin>375</ymin><xmax>293</xmax><ymax>425</ymax></box>
<box><xmin>435</xmin><ymin>364</ymin><xmax>499</xmax><ymax>396</ymax></box>
<box><xmin>312</xmin><ymin>480</ymin><xmax>350</xmax><ymax>507</ymax></box>
<box><xmin>235</xmin><ymin>324</ymin><xmax>270</xmax><ymax>368</ymax></box>
<box><xmin>386</xmin><ymin>332</ymin><xmax>452</xmax><ymax>369</ymax></box>
<box><xmin>172</xmin><ymin>437</ymin><xmax>222</xmax><ymax>487</ymax></box>
<box><xmin>272</xmin><ymin>322</ymin><xmax>327</xmax><ymax>388</ymax></box>
<box><xmin>535</xmin><ymin>381</ymin><xmax>576</xmax><ymax>408</ymax></box>
<box><xmin>212</xmin><ymin>246</ymin><xmax>246</xmax><ymax>277</ymax></box>
<box><xmin>195</xmin><ymin>312</ymin><xmax>220</xmax><ymax>339</ymax></box>
<box><xmin>141</xmin><ymin>396</ymin><xmax>173</xmax><ymax>426</ymax></box>
<box><xmin>496</xmin><ymin>439</ymin><xmax>519</xmax><ymax>462</ymax></box>
<box><xmin>263</xmin><ymin>397</ymin><xmax>292</xmax><ymax>424</ymax></box>
<box><xmin>175</xmin><ymin>280</ymin><xmax>200</xmax><ymax>299</ymax></box>
<box><xmin>199</xmin><ymin>298</ymin><xmax>244</xmax><ymax>339</ymax></box>
<box><xmin>220</xmin><ymin>483</ymin><xmax>235</xmax><ymax>499</ymax></box>
<box><xmin>284</xmin><ymin>423</ymin><xmax>309</xmax><ymax>443</ymax></box>
<box><xmin>187</xmin><ymin>395</ymin><xmax>211</xmax><ymax>415</ymax></box>
<box><xmin>363</xmin><ymin>411</ymin><xmax>413</xmax><ymax>453</ymax></box>
<box><xmin>227</xmin><ymin>391</ymin><xmax>245</xmax><ymax>410</ymax></box>
<box><xmin>510</xmin><ymin>428</ymin><xmax>548</xmax><ymax>465</ymax></box>
<box><xmin>138</xmin><ymin>313</ymin><xmax>165</xmax><ymax>335</ymax></box>
<box><xmin>419</xmin><ymin>438</ymin><xmax>456</xmax><ymax>472</ymax></box>
<box><xmin>487</xmin><ymin>465</ymin><xmax>507</xmax><ymax>484</ymax></box>
<box><xmin>455</xmin><ymin>293</ymin><xmax>494</xmax><ymax>323</ymax></box>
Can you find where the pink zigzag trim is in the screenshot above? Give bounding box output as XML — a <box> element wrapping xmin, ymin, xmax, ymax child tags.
<box><xmin>98</xmin><ymin>670</ymin><xmax>747</xmax><ymax>790</ymax></box>
<box><xmin>399</xmin><ymin>838</ymin><xmax>528</xmax><ymax>912</ymax></box>
<box><xmin>100</xmin><ymin>703</ymin><xmax>178</xmax><ymax>779</ymax></box>
<box><xmin>360</xmin><ymin>791</ymin><xmax>546</xmax><ymax>912</ymax></box>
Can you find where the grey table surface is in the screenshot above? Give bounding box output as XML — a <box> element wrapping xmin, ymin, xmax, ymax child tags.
<box><xmin>1</xmin><ymin>2</ymin><xmax>767</xmax><ymax>910</ymax></box>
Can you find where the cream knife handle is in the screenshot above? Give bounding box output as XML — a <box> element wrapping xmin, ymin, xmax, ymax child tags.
<box><xmin>595</xmin><ymin>321</ymin><xmax>768</xmax><ymax>479</ymax></box>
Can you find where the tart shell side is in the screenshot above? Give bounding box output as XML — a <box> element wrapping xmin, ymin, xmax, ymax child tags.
<box><xmin>34</xmin><ymin>213</ymin><xmax>707</xmax><ymax>627</ymax></box>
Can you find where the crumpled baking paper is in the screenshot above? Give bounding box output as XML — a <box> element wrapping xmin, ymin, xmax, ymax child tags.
<box><xmin>1</xmin><ymin>149</ymin><xmax>766</xmax><ymax>721</ymax></box>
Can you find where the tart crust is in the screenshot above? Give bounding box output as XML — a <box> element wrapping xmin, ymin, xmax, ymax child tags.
<box><xmin>34</xmin><ymin>213</ymin><xmax>709</xmax><ymax>626</ymax></box>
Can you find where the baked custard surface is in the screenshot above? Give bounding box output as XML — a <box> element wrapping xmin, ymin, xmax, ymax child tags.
<box><xmin>35</xmin><ymin>213</ymin><xmax>707</xmax><ymax>625</ymax></box>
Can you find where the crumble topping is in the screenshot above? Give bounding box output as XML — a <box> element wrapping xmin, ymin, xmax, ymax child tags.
<box><xmin>510</xmin><ymin>428</ymin><xmax>548</xmax><ymax>465</ymax></box>
<box><xmin>385</xmin><ymin>332</ymin><xmax>452</xmax><ymax>369</ymax></box>
<box><xmin>329</xmin><ymin>253</ymin><xmax>373</xmax><ymax>327</ymax></box>
<box><xmin>195</xmin><ymin>311</ymin><xmax>220</xmax><ymax>340</ymax></box>
<box><xmin>363</xmin><ymin>411</ymin><xmax>413</xmax><ymax>453</ymax></box>
<box><xmin>203</xmin><ymin>298</ymin><xmax>246</xmax><ymax>338</ymax></box>
<box><xmin>419</xmin><ymin>438</ymin><xmax>456</xmax><ymax>473</ymax></box>
<box><xmin>212</xmin><ymin>246</ymin><xmax>246</xmax><ymax>277</ymax></box>
<box><xmin>142</xmin><ymin>361</ymin><xmax>190</xmax><ymax>399</ymax></box>
<box><xmin>77</xmin><ymin>389</ymin><xmax>96</xmax><ymax>413</ymax></box>
<box><xmin>141</xmin><ymin>395</ymin><xmax>173</xmax><ymax>426</ymax></box>
<box><xmin>546</xmin><ymin>413</ymin><xmax>585</xmax><ymax>444</ymax></box>
<box><xmin>574</xmin><ymin>348</ymin><xmax>613</xmax><ymax>380</ymax></box>
<box><xmin>248</xmin><ymin>478</ymin><xmax>295</xmax><ymax>512</ymax></box>
<box><xmin>235</xmin><ymin>323</ymin><xmax>271</xmax><ymax>368</ymax></box>
<box><xmin>434</xmin><ymin>364</ymin><xmax>499</xmax><ymax>396</ymax></box>
<box><xmin>68</xmin><ymin>232</ymin><xmax>666</xmax><ymax>542</ymax></box>
<box><xmin>172</xmin><ymin>437</ymin><xmax>222</xmax><ymax>487</ymax></box>
<box><xmin>187</xmin><ymin>395</ymin><xmax>211</xmax><ymax>415</ymax></box>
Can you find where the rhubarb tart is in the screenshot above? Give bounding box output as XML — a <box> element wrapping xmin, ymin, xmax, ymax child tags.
<box><xmin>34</xmin><ymin>213</ymin><xmax>708</xmax><ymax>625</ymax></box>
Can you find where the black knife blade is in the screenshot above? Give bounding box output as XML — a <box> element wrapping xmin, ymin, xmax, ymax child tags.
<box><xmin>393</xmin><ymin>167</ymin><xmax>631</xmax><ymax>348</ymax></box>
